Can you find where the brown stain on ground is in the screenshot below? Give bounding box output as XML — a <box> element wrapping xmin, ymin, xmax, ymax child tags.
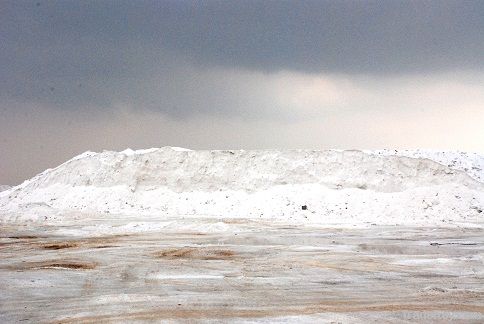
<box><xmin>37</xmin><ymin>262</ymin><xmax>96</xmax><ymax>270</ymax></box>
<box><xmin>1</xmin><ymin>235</ymin><xmax>126</xmax><ymax>250</ymax></box>
<box><xmin>42</xmin><ymin>242</ymin><xmax>80</xmax><ymax>250</ymax></box>
<box><xmin>0</xmin><ymin>235</ymin><xmax>42</xmax><ymax>247</ymax></box>
<box><xmin>46</xmin><ymin>236</ymin><xmax>125</xmax><ymax>249</ymax></box>
<box><xmin>8</xmin><ymin>260</ymin><xmax>97</xmax><ymax>271</ymax></box>
<box><xmin>154</xmin><ymin>247</ymin><xmax>235</xmax><ymax>260</ymax></box>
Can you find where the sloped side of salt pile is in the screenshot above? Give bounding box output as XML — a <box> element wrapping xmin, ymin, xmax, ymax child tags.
<box><xmin>1</xmin><ymin>148</ymin><xmax>483</xmax><ymax>226</ymax></box>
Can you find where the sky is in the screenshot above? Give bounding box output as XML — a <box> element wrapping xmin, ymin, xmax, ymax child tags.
<box><xmin>1</xmin><ymin>0</ymin><xmax>484</xmax><ymax>185</ymax></box>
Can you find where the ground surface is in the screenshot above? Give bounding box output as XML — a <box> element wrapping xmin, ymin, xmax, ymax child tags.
<box><xmin>1</xmin><ymin>217</ymin><xmax>483</xmax><ymax>323</ymax></box>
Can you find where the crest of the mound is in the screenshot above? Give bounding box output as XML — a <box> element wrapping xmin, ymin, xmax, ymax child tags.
<box><xmin>366</xmin><ymin>149</ymin><xmax>484</xmax><ymax>183</ymax></box>
<box><xmin>6</xmin><ymin>147</ymin><xmax>483</xmax><ymax>193</ymax></box>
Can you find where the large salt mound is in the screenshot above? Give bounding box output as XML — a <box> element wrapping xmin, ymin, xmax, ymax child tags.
<box><xmin>1</xmin><ymin>148</ymin><xmax>483</xmax><ymax>226</ymax></box>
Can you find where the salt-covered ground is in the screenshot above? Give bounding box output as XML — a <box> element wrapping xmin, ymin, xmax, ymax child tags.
<box><xmin>1</xmin><ymin>218</ymin><xmax>483</xmax><ymax>323</ymax></box>
<box><xmin>0</xmin><ymin>148</ymin><xmax>483</xmax><ymax>322</ymax></box>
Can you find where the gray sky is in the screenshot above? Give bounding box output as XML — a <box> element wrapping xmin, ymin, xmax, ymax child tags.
<box><xmin>1</xmin><ymin>0</ymin><xmax>484</xmax><ymax>184</ymax></box>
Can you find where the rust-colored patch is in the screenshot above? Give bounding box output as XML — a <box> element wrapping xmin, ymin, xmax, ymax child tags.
<box><xmin>38</xmin><ymin>263</ymin><xmax>96</xmax><ymax>270</ymax></box>
<box><xmin>10</xmin><ymin>260</ymin><xmax>97</xmax><ymax>271</ymax></box>
<box><xmin>7</xmin><ymin>235</ymin><xmax>126</xmax><ymax>251</ymax></box>
<box><xmin>1</xmin><ymin>238</ymin><xmax>120</xmax><ymax>251</ymax></box>
<box><xmin>154</xmin><ymin>247</ymin><xmax>235</xmax><ymax>260</ymax></box>
<box><xmin>0</xmin><ymin>235</ymin><xmax>41</xmax><ymax>248</ymax></box>
<box><xmin>42</xmin><ymin>242</ymin><xmax>79</xmax><ymax>250</ymax></box>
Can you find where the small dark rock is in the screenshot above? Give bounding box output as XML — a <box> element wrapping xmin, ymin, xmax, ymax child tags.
<box><xmin>301</xmin><ymin>205</ymin><xmax>307</xmax><ymax>210</ymax></box>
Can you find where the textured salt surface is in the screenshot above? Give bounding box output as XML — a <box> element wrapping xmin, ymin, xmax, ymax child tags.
<box><xmin>1</xmin><ymin>148</ymin><xmax>483</xmax><ymax>227</ymax></box>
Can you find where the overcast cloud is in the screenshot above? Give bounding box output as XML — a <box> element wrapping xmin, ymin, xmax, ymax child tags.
<box><xmin>1</xmin><ymin>0</ymin><xmax>483</xmax><ymax>184</ymax></box>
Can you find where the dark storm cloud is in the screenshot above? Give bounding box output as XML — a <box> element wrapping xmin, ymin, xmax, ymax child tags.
<box><xmin>1</xmin><ymin>0</ymin><xmax>483</xmax><ymax>116</ymax></box>
<box><xmin>1</xmin><ymin>0</ymin><xmax>484</xmax><ymax>184</ymax></box>
<box><xmin>4</xmin><ymin>0</ymin><xmax>484</xmax><ymax>71</ymax></box>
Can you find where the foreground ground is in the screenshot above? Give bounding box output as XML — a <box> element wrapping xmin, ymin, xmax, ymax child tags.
<box><xmin>1</xmin><ymin>217</ymin><xmax>483</xmax><ymax>323</ymax></box>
